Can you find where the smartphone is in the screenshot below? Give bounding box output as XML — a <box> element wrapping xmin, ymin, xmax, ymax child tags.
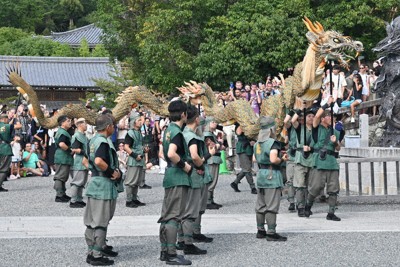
<box><xmin>230</xmin><ymin>82</ymin><xmax>234</xmax><ymax>89</ymax></box>
<box><xmin>31</xmin><ymin>144</ymin><xmax>35</xmax><ymax>151</ymax></box>
<box><xmin>358</xmin><ymin>55</ymin><xmax>365</xmax><ymax>60</ymax></box>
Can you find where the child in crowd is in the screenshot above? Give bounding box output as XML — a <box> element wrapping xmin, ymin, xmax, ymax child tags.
<box><xmin>9</xmin><ymin>135</ymin><xmax>22</xmax><ymax>180</ymax></box>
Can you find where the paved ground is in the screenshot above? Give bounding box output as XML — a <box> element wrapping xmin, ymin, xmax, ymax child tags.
<box><xmin>1</xmin><ymin>171</ymin><xmax>400</xmax><ymax>266</ymax></box>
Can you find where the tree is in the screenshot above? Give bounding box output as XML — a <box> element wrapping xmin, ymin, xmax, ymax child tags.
<box><xmin>0</xmin><ymin>36</ymin><xmax>74</xmax><ymax>56</ymax></box>
<box><xmin>60</xmin><ymin>0</ymin><xmax>84</xmax><ymax>30</ymax></box>
<box><xmin>0</xmin><ymin>27</ymin><xmax>30</xmax><ymax>46</ymax></box>
<box><xmin>91</xmin><ymin>44</ymin><xmax>110</xmax><ymax>57</ymax></box>
<box><xmin>78</xmin><ymin>38</ymin><xmax>90</xmax><ymax>57</ymax></box>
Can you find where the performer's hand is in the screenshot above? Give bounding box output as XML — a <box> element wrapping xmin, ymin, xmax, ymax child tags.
<box><xmin>330</xmin><ymin>135</ymin><xmax>337</xmax><ymax>143</ymax></box>
<box><xmin>183</xmin><ymin>162</ymin><xmax>192</xmax><ymax>174</ymax></box>
<box><xmin>281</xmin><ymin>153</ymin><xmax>289</xmax><ymax>162</ymax></box>
<box><xmin>111</xmin><ymin>170</ymin><xmax>120</xmax><ymax>180</ymax></box>
<box><xmin>303</xmin><ymin>146</ymin><xmax>311</xmax><ymax>152</ymax></box>
<box><xmin>136</xmin><ymin>155</ymin><xmax>142</xmax><ymax>161</ymax></box>
<box><xmin>208</xmin><ymin>144</ymin><xmax>216</xmax><ymax>155</ymax></box>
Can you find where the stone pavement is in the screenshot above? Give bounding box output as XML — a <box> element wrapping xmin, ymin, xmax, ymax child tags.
<box><xmin>2</xmin><ymin>171</ymin><xmax>400</xmax><ymax>266</ymax></box>
<box><xmin>2</xmin><ymin>210</ymin><xmax>400</xmax><ymax>239</ymax></box>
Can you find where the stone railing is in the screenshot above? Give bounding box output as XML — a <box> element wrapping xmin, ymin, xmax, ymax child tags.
<box><xmin>338</xmin><ymin>155</ymin><xmax>400</xmax><ymax>196</ymax></box>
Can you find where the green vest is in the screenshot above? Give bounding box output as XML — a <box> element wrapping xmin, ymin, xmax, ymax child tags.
<box><xmin>254</xmin><ymin>138</ymin><xmax>284</xmax><ymax>189</ymax></box>
<box><xmin>71</xmin><ymin>131</ymin><xmax>89</xmax><ymax>171</ymax></box>
<box><xmin>162</xmin><ymin>122</ymin><xmax>191</xmax><ymax>188</ymax></box>
<box><xmin>54</xmin><ymin>128</ymin><xmax>73</xmax><ymax>165</ymax></box>
<box><xmin>126</xmin><ymin>129</ymin><xmax>145</xmax><ymax>167</ymax></box>
<box><xmin>85</xmin><ymin>133</ymin><xmax>119</xmax><ymax>200</ymax></box>
<box><xmin>0</xmin><ymin>122</ymin><xmax>12</xmax><ymax>156</ymax></box>
<box><xmin>236</xmin><ymin>134</ymin><xmax>253</xmax><ymax>156</ymax></box>
<box><xmin>312</xmin><ymin>125</ymin><xmax>340</xmax><ymax>170</ymax></box>
<box><xmin>203</xmin><ymin>131</ymin><xmax>222</xmax><ymax>164</ymax></box>
<box><xmin>183</xmin><ymin>127</ymin><xmax>205</xmax><ymax>189</ymax></box>
<box><xmin>294</xmin><ymin>126</ymin><xmax>315</xmax><ymax>168</ymax></box>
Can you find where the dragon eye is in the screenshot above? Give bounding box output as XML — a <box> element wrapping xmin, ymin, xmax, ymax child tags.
<box><xmin>333</xmin><ymin>38</ymin><xmax>341</xmax><ymax>43</ymax></box>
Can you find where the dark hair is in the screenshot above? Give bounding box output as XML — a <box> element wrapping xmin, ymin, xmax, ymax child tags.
<box><xmin>95</xmin><ymin>114</ymin><xmax>114</xmax><ymax>131</ymax></box>
<box><xmin>168</xmin><ymin>100</ymin><xmax>187</xmax><ymax>122</ymax></box>
<box><xmin>57</xmin><ymin>115</ymin><xmax>69</xmax><ymax>126</ymax></box>
<box><xmin>186</xmin><ymin>105</ymin><xmax>199</xmax><ymax>124</ymax></box>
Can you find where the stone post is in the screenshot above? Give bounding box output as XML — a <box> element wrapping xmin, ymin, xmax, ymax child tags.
<box><xmin>359</xmin><ymin>114</ymin><xmax>369</xmax><ymax>147</ymax></box>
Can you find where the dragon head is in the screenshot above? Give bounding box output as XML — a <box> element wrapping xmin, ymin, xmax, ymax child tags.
<box><xmin>303</xmin><ymin>17</ymin><xmax>363</xmax><ymax>68</ymax></box>
<box><xmin>177</xmin><ymin>80</ymin><xmax>206</xmax><ymax>105</ymax></box>
<box><xmin>373</xmin><ymin>16</ymin><xmax>400</xmax><ymax>56</ymax></box>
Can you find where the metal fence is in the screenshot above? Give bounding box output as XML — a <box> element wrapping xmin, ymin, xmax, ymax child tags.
<box><xmin>339</xmin><ymin>157</ymin><xmax>400</xmax><ymax>196</ymax></box>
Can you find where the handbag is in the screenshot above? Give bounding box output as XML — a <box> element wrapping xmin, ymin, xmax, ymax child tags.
<box><xmin>341</xmin><ymin>96</ymin><xmax>355</xmax><ymax>107</ymax></box>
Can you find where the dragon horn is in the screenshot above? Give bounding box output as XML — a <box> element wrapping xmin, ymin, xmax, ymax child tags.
<box><xmin>303</xmin><ymin>17</ymin><xmax>319</xmax><ymax>34</ymax></box>
<box><xmin>315</xmin><ymin>21</ymin><xmax>324</xmax><ymax>32</ymax></box>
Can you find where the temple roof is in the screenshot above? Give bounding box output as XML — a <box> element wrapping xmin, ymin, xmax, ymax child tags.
<box><xmin>46</xmin><ymin>24</ymin><xmax>103</xmax><ymax>48</ymax></box>
<box><xmin>0</xmin><ymin>56</ymin><xmax>113</xmax><ymax>88</ymax></box>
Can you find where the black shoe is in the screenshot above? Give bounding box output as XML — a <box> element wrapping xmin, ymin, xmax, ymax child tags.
<box><xmin>86</xmin><ymin>254</ymin><xmax>94</xmax><ymax>264</ymax></box>
<box><xmin>298</xmin><ymin>208</ymin><xmax>305</xmax><ymax>217</ymax></box>
<box><xmin>288</xmin><ymin>203</ymin><xmax>296</xmax><ymax>211</ymax></box>
<box><xmin>206</xmin><ymin>203</ymin><xmax>219</xmax><ymax>210</ymax></box>
<box><xmin>266</xmin><ymin>233</ymin><xmax>287</xmax><ymax>242</ymax></box>
<box><xmin>89</xmin><ymin>256</ymin><xmax>114</xmax><ymax>266</ymax></box>
<box><xmin>251</xmin><ymin>188</ymin><xmax>257</xmax><ymax>194</ymax></box>
<box><xmin>176</xmin><ymin>241</ymin><xmax>184</xmax><ymax>250</ymax></box>
<box><xmin>304</xmin><ymin>205</ymin><xmax>312</xmax><ymax>218</ymax></box>
<box><xmin>55</xmin><ymin>196</ymin><xmax>69</xmax><ymax>203</ymax></box>
<box><xmin>69</xmin><ymin>202</ymin><xmax>85</xmax><ymax>208</ymax></box>
<box><xmin>212</xmin><ymin>202</ymin><xmax>223</xmax><ymax>208</ymax></box>
<box><xmin>166</xmin><ymin>254</ymin><xmax>192</xmax><ymax>265</ymax></box>
<box><xmin>140</xmin><ymin>184</ymin><xmax>152</xmax><ymax>189</ymax></box>
<box><xmin>77</xmin><ymin>201</ymin><xmax>86</xmax><ymax>207</ymax></box>
<box><xmin>183</xmin><ymin>244</ymin><xmax>207</xmax><ymax>255</ymax></box>
<box><xmin>326</xmin><ymin>213</ymin><xmax>341</xmax><ymax>221</ymax></box>
<box><xmin>193</xmin><ymin>233</ymin><xmax>213</xmax><ymax>243</ymax></box>
<box><xmin>132</xmin><ymin>199</ymin><xmax>146</xmax><ymax>206</ymax></box>
<box><xmin>256</xmin><ymin>230</ymin><xmax>267</xmax><ymax>239</ymax></box>
<box><xmin>105</xmin><ymin>245</ymin><xmax>113</xmax><ymax>250</ymax></box>
<box><xmin>0</xmin><ymin>187</ymin><xmax>8</xmax><ymax>192</ymax></box>
<box><xmin>62</xmin><ymin>194</ymin><xmax>71</xmax><ymax>201</ymax></box>
<box><xmin>230</xmin><ymin>182</ymin><xmax>240</xmax><ymax>192</ymax></box>
<box><xmin>159</xmin><ymin>251</ymin><xmax>168</xmax><ymax>261</ymax></box>
<box><xmin>101</xmin><ymin>247</ymin><xmax>118</xmax><ymax>257</ymax></box>
<box><xmin>126</xmin><ymin>201</ymin><xmax>138</xmax><ymax>208</ymax></box>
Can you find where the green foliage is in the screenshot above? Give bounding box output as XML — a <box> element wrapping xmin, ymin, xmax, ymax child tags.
<box><xmin>0</xmin><ymin>36</ymin><xmax>74</xmax><ymax>56</ymax></box>
<box><xmin>91</xmin><ymin>44</ymin><xmax>110</xmax><ymax>57</ymax></box>
<box><xmin>0</xmin><ymin>27</ymin><xmax>30</xmax><ymax>46</ymax></box>
<box><xmin>0</xmin><ymin>0</ymin><xmax>97</xmax><ymax>34</ymax></box>
<box><xmin>86</xmin><ymin>64</ymin><xmax>134</xmax><ymax>109</ymax></box>
<box><xmin>78</xmin><ymin>38</ymin><xmax>90</xmax><ymax>57</ymax></box>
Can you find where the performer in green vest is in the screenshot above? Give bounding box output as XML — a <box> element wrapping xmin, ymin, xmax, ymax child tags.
<box><xmin>305</xmin><ymin>97</ymin><xmax>341</xmax><ymax>221</ymax></box>
<box><xmin>177</xmin><ymin>105</ymin><xmax>214</xmax><ymax>255</ymax></box>
<box><xmin>291</xmin><ymin>108</ymin><xmax>315</xmax><ymax>217</ymax></box>
<box><xmin>84</xmin><ymin>114</ymin><xmax>121</xmax><ymax>266</ymax></box>
<box><xmin>158</xmin><ymin>100</ymin><xmax>192</xmax><ymax>266</ymax></box>
<box><xmin>70</xmin><ymin>118</ymin><xmax>89</xmax><ymax>208</ymax></box>
<box><xmin>193</xmin><ymin>117</ymin><xmax>214</xmax><ymax>243</ymax></box>
<box><xmin>230</xmin><ymin>125</ymin><xmax>257</xmax><ymax>194</ymax></box>
<box><xmin>124</xmin><ymin>112</ymin><xmax>147</xmax><ymax>208</ymax></box>
<box><xmin>283</xmin><ymin>110</ymin><xmax>299</xmax><ymax>212</ymax></box>
<box><xmin>0</xmin><ymin>113</ymin><xmax>21</xmax><ymax>191</ymax></box>
<box><xmin>203</xmin><ymin>117</ymin><xmax>224</xmax><ymax>209</ymax></box>
<box><xmin>254</xmin><ymin>116</ymin><xmax>288</xmax><ymax>241</ymax></box>
<box><xmin>53</xmin><ymin>115</ymin><xmax>73</xmax><ymax>202</ymax></box>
